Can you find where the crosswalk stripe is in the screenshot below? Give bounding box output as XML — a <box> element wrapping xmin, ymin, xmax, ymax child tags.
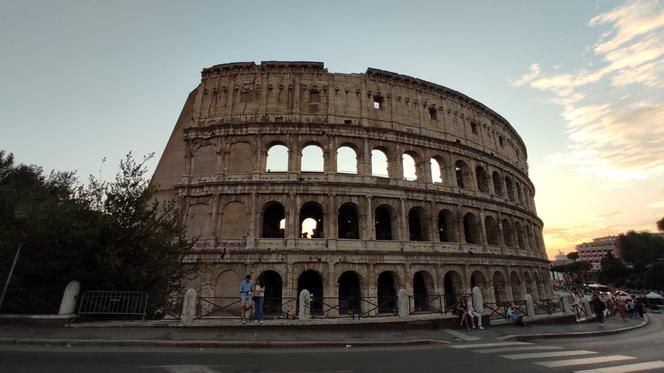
<box><xmin>501</xmin><ymin>350</ymin><xmax>597</xmax><ymax>360</ymax></box>
<box><xmin>575</xmin><ymin>360</ymin><xmax>664</xmax><ymax>373</ymax></box>
<box><xmin>476</xmin><ymin>345</ymin><xmax>563</xmax><ymax>354</ymax></box>
<box><xmin>450</xmin><ymin>342</ymin><xmax>531</xmax><ymax>349</ymax></box>
<box><xmin>535</xmin><ymin>355</ymin><xmax>636</xmax><ymax>368</ymax></box>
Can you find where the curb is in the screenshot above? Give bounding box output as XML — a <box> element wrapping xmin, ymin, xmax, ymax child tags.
<box><xmin>496</xmin><ymin>315</ymin><xmax>649</xmax><ymax>341</ymax></box>
<box><xmin>0</xmin><ymin>338</ymin><xmax>449</xmax><ymax>349</ymax></box>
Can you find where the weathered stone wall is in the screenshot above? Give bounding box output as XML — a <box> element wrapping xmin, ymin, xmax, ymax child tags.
<box><xmin>152</xmin><ymin>61</ymin><xmax>552</xmax><ymax>315</ymax></box>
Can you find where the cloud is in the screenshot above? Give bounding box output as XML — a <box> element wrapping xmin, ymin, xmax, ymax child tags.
<box><xmin>513</xmin><ymin>0</ymin><xmax>664</xmax><ymax>183</ymax></box>
<box><xmin>650</xmin><ymin>201</ymin><xmax>664</xmax><ymax>209</ymax></box>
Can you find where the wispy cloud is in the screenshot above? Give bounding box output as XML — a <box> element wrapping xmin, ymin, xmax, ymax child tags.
<box><xmin>513</xmin><ymin>0</ymin><xmax>664</xmax><ymax>183</ymax></box>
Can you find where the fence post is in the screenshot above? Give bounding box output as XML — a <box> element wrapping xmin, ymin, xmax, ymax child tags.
<box><xmin>298</xmin><ymin>289</ymin><xmax>311</xmax><ymax>321</ymax></box>
<box><xmin>525</xmin><ymin>294</ymin><xmax>535</xmax><ymax>317</ymax></box>
<box><xmin>398</xmin><ymin>288</ymin><xmax>409</xmax><ymax>320</ymax></box>
<box><xmin>182</xmin><ymin>288</ymin><xmax>197</xmax><ymax>324</ymax></box>
<box><xmin>58</xmin><ymin>280</ymin><xmax>81</xmax><ymax>315</ymax></box>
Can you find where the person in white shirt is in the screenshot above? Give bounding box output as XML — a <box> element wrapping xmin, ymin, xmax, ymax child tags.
<box><xmin>466</xmin><ymin>295</ymin><xmax>484</xmax><ymax>329</ymax></box>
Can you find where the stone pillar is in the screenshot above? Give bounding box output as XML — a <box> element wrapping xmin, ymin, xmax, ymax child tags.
<box><xmin>182</xmin><ymin>288</ymin><xmax>197</xmax><ymax>324</ymax></box>
<box><xmin>472</xmin><ymin>286</ymin><xmax>484</xmax><ymax>313</ymax></box>
<box><xmin>365</xmin><ymin>196</ymin><xmax>374</xmax><ymax>242</ymax></box>
<box><xmin>398</xmin><ymin>288</ymin><xmax>409</xmax><ymax>320</ymax></box>
<box><xmin>525</xmin><ymin>293</ymin><xmax>535</xmax><ymax>317</ymax></box>
<box><xmin>298</xmin><ymin>289</ymin><xmax>311</xmax><ymax>320</ymax></box>
<box><xmin>400</xmin><ymin>198</ymin><xmax>407</xmax><ymax>242</ymax></box>
<box><xmin>58</xmin><ymin>280</ymin><xmax>80</xmax><ymax>315</ymax></box>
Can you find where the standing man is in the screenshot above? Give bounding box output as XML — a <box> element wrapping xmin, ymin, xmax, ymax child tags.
<box><xmin>240</xmin><ymin>274</ymin><xmax>254</xmax><ymax>324</ymax></box>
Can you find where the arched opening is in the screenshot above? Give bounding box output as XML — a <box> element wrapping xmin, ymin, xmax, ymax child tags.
<box><xmin>371</xmin><ymin>149</ymin><xmax>389</xmax><ymax>177</ymax></box>
<box><xmin>413</xmin><ymin>271</ymin><xmax>434</xmax><ymax>311</ymax></box>
<box><xmin>502</xmin><ymin>219</ymin><xmax>514</xmax><ymax>247</ymax></box>
<box><xmin>375</xmin><ymin>204</ymin><xmax>394</xmax><ymax>240</ymax></box>
<box><xmin>266</xmin><ymin>144</ymin><xmax>289</xmax><ymax>172</ymax></box>
<box><xmin>430</xmin><ymin>158</ymin><xmax>443</xmax><ymax>183</ymax></box>
<box><xmin>261</xmin><ymin>202</ymin><xmax>285</xmax><ymax>238</ymax></box>
<box><xmin>493</xmin><ymin>271</ymin><xmax>507</xmax><ymax>306</ymax></box>
<box><xmin>338</xmin><ymin>203</ymin><xmax>359</xmax><ymax>239</ymax></box>
<box><xmin>492</xmin><ymin>171</ymin><xmax>503</xmax><ymax>196</ymax></box>
<box><xmin>402</xmin><ymin>153</ymin><xmax>417</xmax><ymax>181</ymax></box>
<box><xmin>301</xmin><ymin>144</ymin><xmax>324</xmax><ymax>172</ymax></box>
<box><xmin>454</xmin><ymin>160</ymin><xmax>470</xmax><ymax>189</ymax></box>
<box><xmin>515</xmin><ymin>222</ymin><xmax>525</xmax><ymax>249</ymax></box>
<box><xmin>299</xmin><ymin>202</ymin><xmax>323</xmax><ymax>239</ymax></box>
<box><xmin>338</xmin><ymin>271</ymin><xmax>361</xmax><ymax>314</ymax></box>
<box><xmin>336</xmin><ymin>146</ymin><xmax>357</xmax><ymax>174</ymax></box>
<box><xmin>227</xmin><ymin>142</ymin><xmax>253</xmax><ymax>174</ymax></box>
<box><xmin>505</xmin><ymin>176</ymin><xmax>515</xmax><ymax>201</ymax></box>
<box><xmin>258</xmin><ymin>270</ymin><xmax>283</xmax><ymax>315</ymax></box>
<box><xmin>192</xmin><ymin>146</ymin><xmax>217</xmax><ymax>177</ymax></box>
<box><xmin>408</xmin><ymin>207</ymin><xmax>429</xmax><ymax>241</ymax></box>
<box><xmin>438</xmin><ymin>209</ymin><xmax>457</xmax><ymax>242</ymax></box>
<box><xmin>470</xmin><ymin>270</ymin><xmax>488</xmax><ymax>301</ymax></box>
<box><xmin>219</xmin><ymin>201</ymin><xmax>249</xmax><ymax>239</ymax></box>
<box><xmin>377</xmin><ymin>271</ymin><xmax>398</xmax><ymax>313</ymax></box>
<box><xmin>475</xmin><ymin>166</ymin><xmax>490</xmax><ymax>193</ymax></box>
<box><xmin>298</xmin><ymin>270</ymin><xmax>324</xmax><ymax>314</ymax></box>
<box><xmin>463</xmin><ymin>212</ymin><xmax>481</xmax><ymax>244</ymax></box>
<box><xmin>484</xmin><ymin>216</ymin><xmax>499</xmax><ymax>246</ymax></box>
<box><xmin>443</xmin><ymin>271</ymin><xmax>462</xmax><ymax>308</ymax></box>
<box><xmin>510</xmin><ymin>272</ymin><xmax>523</xmax><ymax>301</ymax></box>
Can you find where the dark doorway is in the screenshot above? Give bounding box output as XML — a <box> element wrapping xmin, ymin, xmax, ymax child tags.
<box><xmin>338</xmin><ymin>203</ymin><xmax>359</xmax><ymax>239</ymax></box>
<box><xmin>408</xmin><ymin>208</ymin><xmax>424</xmax><ymax>241</ymax></box>
<box><xmin>299</xmin><ymin>202</ymin><xmax>324</xmax><ymax>239</ymax></box>
<box><xmin>375</xmin><ymin>205</ymin><xmax>393</xmax><ymax>240</ymax></box>
<box><xmin>444</xmin><ymin>271</ymin><xmax>461</xmax><ymax>309</ymax></box>
<box><xmin>413</xmin><ymin>271</ymin><xmax>430</xmax><ymax>311</ymax></box>
<box><xmin>377</xmin><ymin>272</ymin><xmax>397</xmax><ymax>313</ymax></box>
<box><xmin>261</xmin><ymin>202</ymin><xmax>285</xmax><ymax>238</ymax></box>
<box><xmin>338</xmin><ymin>271</ymin><xmax>361</xmax><ymax>314</ymax></box>
<box><xmin>297</xmin><ymin>270</ymin><xmax>324</xmax><ymax>313</ymax></box>
<box><xmin>258</xmin><ymin>270</ymin><xmax>282</xmax><ymax>315</ymax></box>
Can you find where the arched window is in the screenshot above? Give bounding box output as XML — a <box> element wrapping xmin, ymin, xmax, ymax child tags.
<box><xmin>515</xmin><ymin>222</ymin><xmax>525</xmax><ymax>249</ymax></box>
<box><xmin>261</xmin><ymin>202</ymin><xmax>286</xmax><ymax>238</ymax></box>
<box><xmin>408</xmin><ymin>207</ymin><xmax>429</xmax><ymax>241</ymax></box>
<box><xmin>336</xmin><ymin>146</ymin><xmax>357</xmax><ymax>174</ymax></box>
<box><xmin>475</xmin><ymin>166</ymin><xmax>490</xmax><ymax>193</ymax></box>
<box><xmin>438</xmin><ymin>209</ymin><xmax>457</xmax><ymax>242</ymax></box>
<box><xmin>455</xmin><ymin>160</ymin><xmax>470</xmax><ymax>189</ymax></box>
<box><xmin>402</xmin><ymin>153</ymin><xmax>417</xmax><ymax>181</ymax></box>
<box><xmin>371</xmin><ymin>149</ymin><xmax>389</xmax><ymax>177</ymax></box>
<box><xmin>430</xmin><ymin>158</ymin><xmax>443</xmax><ymax>183</ymax></box>
<box><xmin>338</xmin><ymin>203</ymin><xmax>360</xmax><ymax>239</ymax></box>
<box><xmin>301</xmin><ymin>144</ymin><xmax>324</xmax><ymax>172</ymax></box>
<box><xmin>299</xmin><ymin>202</ymin><xmax>324</xmax><ymax>238</ymax></box>
<box><xmin>463</xmin><ymin>212</ymin><xmax>481</xmax><ymax>244</ymax></box>
<box><xmin>375</xmin><ymin>204</ymin><xmax>395</xmax><ymax>240</ymax></box>
<box><xmin>492</xmin><ymin>171</ymin><xmax>503</xmax><ymax>196</ymax></box>
<box><xmin>266</xmin><ymin>144</ymin><xmax>289</xmax><ymax>172</ymax></box>
<box><xmin>502</xmin><ymin>219</ymin><xmax>514</xmax><ymax>247</ymax></box>
<box><xmin>484</xmin><ymin>216</ymin><xmax>499</xmax><ymax>245</ymax></box>
<box><xmin>505</xmin><ymin>176</ymin><xmax>515</xmax><ymax>201</ymax></box>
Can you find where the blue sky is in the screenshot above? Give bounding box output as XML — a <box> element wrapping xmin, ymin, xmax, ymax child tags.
<box><xmin>2</xmin><ymin>0</ymin><xmax>662</xmax><ymax>257</ymax></box>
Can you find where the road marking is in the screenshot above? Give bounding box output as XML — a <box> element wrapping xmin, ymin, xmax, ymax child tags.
<box><xmin>501</xmin><ymin>350</ymin><xmax>597</xmax><ymax>360</ymax></box>
<box><xmin>535</xmin><ymin>355</ymin><xmax>636</xmax><ymax>368</ymax></box>
<box><xmin>443</xmin><ymin>329</ymin><xmax>482</xmax><ymax>342</ymax></box>
<box><xmin>476</xmin><ymin>345</ymin><xmax>563</xmax><ymax>353</ymax></box>
<box><xmin>450</xmin><ymin>341</ymin><xmax>531</xmax><ymax>349</ymax></box>
<box><xmin>152</xmin><ymin>366</ymin><xmax>223</xmax><ymax>373</ymax></box>
<box><xmin>575</xmin><ymin>361</ymin><xmax>664</xmax><ymax>373</ymax></box>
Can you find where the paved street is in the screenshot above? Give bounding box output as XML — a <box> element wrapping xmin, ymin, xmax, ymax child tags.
<box><xmin>1</xmin><ymin>314</ymin><xmax>662</xmax><ymax>373</ymax></box>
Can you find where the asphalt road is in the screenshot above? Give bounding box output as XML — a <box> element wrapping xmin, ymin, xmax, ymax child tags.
<box><xmin>1</xmin><ymin>314</ymin><xmax>662</xmax><ymax>373</ymax></box>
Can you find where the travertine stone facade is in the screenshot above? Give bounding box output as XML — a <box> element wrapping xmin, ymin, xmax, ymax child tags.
<box><xmin>152</xmin><ymin>61</ymin><xmax>552</xmax><ymax>317</ymax></box>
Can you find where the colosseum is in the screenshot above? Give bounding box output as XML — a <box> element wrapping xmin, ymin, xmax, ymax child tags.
<box><xmin>152</xmin><ymin>61</ymin><xmax>552</xmax><ymax>318</ymax></box>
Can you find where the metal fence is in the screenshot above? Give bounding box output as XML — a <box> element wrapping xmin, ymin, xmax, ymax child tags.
<box><xmin>483</xmin><ymin>300</ymin><xmax>529</xmax><ymax>321</ymax></box>
<box><xmin>78</xmin><ymin>291</ymin><xmax>149</xmax><ymax>318</ymax></box>
<box><xmin>534</xmin><ymin>298</ymin><xmax>565</xmax><ymax>315</ymax></box>
<box><xmin>409</xmin><ymin>294</ymin><xmax>445</xmax><ymax>314</ymax></box>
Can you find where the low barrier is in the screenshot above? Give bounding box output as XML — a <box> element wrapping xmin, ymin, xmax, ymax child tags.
<box><xmin>408</xmin><ymin>294</ymin><xmax>445</xmax><ymax>315</ymax></box>
<box><xmin>534</xmin><ymin>298</ymin><xmax>565</xmax><ymax>315</ymax></box>
<box><xmin>483</xmin><ymin>300</ymin><xmax>528</xmax><ymax>321</ymax></box>
<box><xmin>78</xmin><ymin>291</ymin><xmax>149</xmax><ymax>318</ymax></box>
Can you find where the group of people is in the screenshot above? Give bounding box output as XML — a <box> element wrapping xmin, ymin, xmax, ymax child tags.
<box><xmin>239</xmin><ymin>274</ymin><xmax>265</xmax><ymax>324</ymax></box>
<box><xmin>590</xmin><ymin>294</ymin><xmax>645</xmax><ymax>325</ymax></box>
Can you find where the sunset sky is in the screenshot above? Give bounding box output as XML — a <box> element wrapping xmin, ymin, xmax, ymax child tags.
<box><xmin>2</xmin><ymin>0</ymin><xmax>662</xmax><ymax>259</ymax></box>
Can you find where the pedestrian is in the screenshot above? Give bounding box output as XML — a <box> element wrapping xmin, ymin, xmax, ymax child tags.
<box><xmin>616</xmin><ymin>299</ymin><xmax>627</xmax><ymax>321</ymax></box>
<box><xmin>467</xmin><ymin>295</ymin><xmax>484</xmax><ymax>330</ymax></box>
<box><xmin>507</xmin><ymin>303</ymin><xmax>528</xmax><ymax>327</ymax></box>
<box><xmin>627</xmin><ymin>299</ymin><xmax>636</xmax><ymax>319</ymax></box>
<box><xmin>459</xmin><ymin>297</ymin><xmax>470</xmax><ymax>330</ymax></box>
<box><xmin>239</xmin><ymin>274</ymin><xmax>254</xmax><ymax>324</ymax></box>
<box><xmin>591</xmin><ymin>294</ymin><xmax>606</xmax><ymax>326</ymax></box>
<box><xmin>635</xmin><ymin>298</ymin><xmax>645</xmax><ymax>319</ymax></box>
<box><xmin>606</xmin><ymin>298</ymin><xmax>615</xmax><ymax>318</ymax></box>
<box><xmin>253</xmin><ymin>278</ymin><xmax>265</xmax><ymax>323</ymax></box>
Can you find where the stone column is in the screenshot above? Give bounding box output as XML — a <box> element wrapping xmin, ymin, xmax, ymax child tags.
<box><xmin>525</xmin><ymin>294</ymin><xmax>535</xmax><ymax>317</ymax></box>
<box><xmin>182</xmin><ymin>288</ymin><xmax>197</xmax><ymax>324</ymax></box>
<box><xmin>400</xmin><ymin>198</ymin><xmax>407</xmax><ymax>242</ymax></box>
<box><xmin>58</xmin><ymin>281</ymin><xmax>80</xmax><ymax>315</ymax></box>
<box><xmin>398</xmin><ymin>288</ymin><xmax>409</xmax><ymax>320</ymax></box>
<box><xmin>298</xmin><ymin>289</ymin><xmax>311</xmax><ymax>320</ymax></box>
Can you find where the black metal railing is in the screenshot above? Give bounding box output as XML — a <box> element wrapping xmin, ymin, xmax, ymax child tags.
<box><xmin>534</xmin><ymin>298</ymin><xmax>565</xmax><ymax>315</ymax></box>
<box><xmin>409</xmin><ymin>294</ymin><xmax>445</xmax><ymax>314</ymax></box>
<box><xmin>483</xmin><ymin>300</ymin><xmax>529</xmax><ymax>321</ymax></box>
<box><xmin>78</xmin><ymin>291</ymin><xmax>149</xmax><ymax>318</ymax></box>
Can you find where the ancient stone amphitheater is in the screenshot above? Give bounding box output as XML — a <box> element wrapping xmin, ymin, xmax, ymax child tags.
<box><xmin>152</xmin><ymin>61</ymin><xmax>552</xmax><ymax>318</ymax></box>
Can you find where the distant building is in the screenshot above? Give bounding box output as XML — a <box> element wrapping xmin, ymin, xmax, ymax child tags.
<box><xmin>576</xmin><ymin>236</ymin><xmax>619</xmax><ymax>271</ymax></box>
<box><xmin>551</xmin><ymin>251</ymin><xmax>572</xmax><ymax>267</ymax></box>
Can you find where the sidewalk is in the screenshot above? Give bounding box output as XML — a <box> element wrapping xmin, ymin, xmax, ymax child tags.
<box><xmin>0</xmin><ymin>314</ymin><xmax>649</xmax><ymax>349</ymax></box>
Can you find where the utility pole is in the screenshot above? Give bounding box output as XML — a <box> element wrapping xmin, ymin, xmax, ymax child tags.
<box><xmin>0</xmin><ymin>242</ymin><xmax>23</xmax><ymax>311</ymax></box>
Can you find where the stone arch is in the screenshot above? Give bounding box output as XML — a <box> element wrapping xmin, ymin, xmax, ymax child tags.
<box><xmin>214</xmin><ymin>269</ymin><xmax>242</xmax><ymax>315</ymax></box>
<box><xmin>402</xmin><ymin>152</ymin><xmax>417</xmax><ymax>181</ymax></box>
<box><xmin>371</xmin><ymin>148</ymin><xmax>389</xmax><ymax>177</ymax></box>
<box><xmin>301</xmin><ymin>144</ymin><xmax>324</xmax><ymax>172</ymax></box>
<box><xmin>266</xmin><ymin>144</ymin><xmax>289</xmax><ymax>172</ymax></box>
<box><xmin>338</xmin><ymin>202</ymin><xmax>360</xmax><ymax>239</ymax></box>
<box><xmin>454</xmin><ymin>160</ymin><xmax>472</xmax><ymax>189</ymax></box>
<box><xmin>299</xmin><ymin>201</ymin><xmax>324</xmax><ymax>239</ymax></box>
<box><xmin>185</xmin><ymin>203</ymin><xmax>212</xmax><ymax>239</ymax></box>
<box><xmin>492</xmin><ymin>271</ymin><xmax>507</xmax><ymax>306</ymax></box>
<box><xmin>430</xmin><ymin>157</ymin><xmax>443</xmax><ymax>183</ymax></box>
<box><xmin>438</xmin><ymin>209</ymin><xmax>458</xmax><ymax>242</ymax></box>
<box><xmin>338</xmin><ymin>271</ymin><xmax>362</xmax><ymax>314</ymax></box>
<box><xmin>492</xmin><ymin>171</ymin><xmax>503</xmax><ymax>196</ymax></box>
<box><xmin>502</xmin><ymin>218</ymin><xmax>514</xmax><ymax>247</ymax></box>
<box><xmin>377</xmin><ymin>271</ymin><xmax>399</xmax><ymax>313</ymax></box>
<box><xmin>261</xmin><ymin>201</ymin><xmax>286</xmax><ymax>238</ymax></box>
<box><xmin>484</xmin><ymin>215</ymin><xmax>500</xmax><ymax>246</ymax></box>
<box><xmin>257</xmin><ymin>270</ymin><xmax>283</xmax><ymax>315</ymax></box>
<box><xmin>408</xmin><ymin>206</ymin><xmax>430</xmax><ymax>241</ymax></box>
<box><xmin>297</xmin><ymin>269</ymin><xmax>324</xmax><ymax>314</ymax></box>
<box><xmin>413</xmin><ymin>270</ymin><xmax>435</xmax><ymax>311</ymax></box>
<box><xmin>510</xmin><ymin>271</ymin><xmax>523</xmax><ymax>301</ymax></box>
<box><xmin>219</xmin><ymin>201</ymin><xmax>249</xmax><ymax>239</ymax></box>
<box><xmin>192</xmin><ymin>145</ymin><xmax>217</xmax><ymax>177</ymax></box>
<box><xmin>375</xmin><ymin>204</ymin><xmax>398</xmax><ymax>240</ymax></box>
<box><xmin>443</xmin><ymin>270</ymin><xmax>463</xmax><ymax>307</ymax></box>
<box><xmin>475</xmin><ymin>166</ymin><xmax>490</xmax><ymax>193</ymax></box>
<box><xmin>336</xmin><ymin>145</ymin><xmax>358</xmax><ymax>174</ymax></box>
<box><xmin>463</xmin><ymin>212</ymin><xmax>482</xmax><ymax>244</ymax></box>
<box><xmin>227</xmin><ymin>142</ymin><xmax>253</xmax><ymax>174</ymax></box>
<box><xmin>431</xmin><ymin>155</ymin><xmax>450</xmax><ymax>184</ymax></box>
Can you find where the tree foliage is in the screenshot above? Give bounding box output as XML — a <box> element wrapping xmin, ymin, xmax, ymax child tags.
<box><xmin>657</xmin><ymin>217</ymin><xmax>664</xmax><ymax>232</ymax></box>
<box><xmin>598</xmin><ymin>251</ymin><xmax>629</xmax><ymax>286</ymax></box>
<box><xmin>0</xmin><ymin>151</ymin><xmax>195</xmax><ymax>314</ymax></box>
<box><xmin>566</xmin><ymin>251</ymin><xmax>579</xmax><ymax>261</ymax></box>
<box><xmin>617</xmin><ymin>231</ymin><xmax>664</xmax><ymax>265</ymax></box>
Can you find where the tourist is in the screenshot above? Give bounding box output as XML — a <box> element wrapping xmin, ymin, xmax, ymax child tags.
<box><xmin>506</xmin><ymin>303</ymin><xmax>527</xmax><ymax>327</ymax></box>
<box><xmin>635</xmin><ymin>298</ymin><xmax>645</xmax><ymax>319</ymax></box>
<box><xmin>467</xmin><ymin>295</ymin><xmax>484</xmax><ymax>330</ymax></box>
<box><xmin>240</xmin><ymin>274</ymin><xmax>254</xmax><ymax>324</ymax></box>
<box><xmin>627</xmin><ymin>299</ymin><xmax>636</xmax><ymax>319</ymax></box>
<box><xmin>591</xmin><ymin>294</ymin><xmax>606</xmax><ymax>326</ymax></box>
<box><xmin>616</xmin><ymin>299</ymin><xmax>627</xmax><ymax>321</ymax></box>
<box><xmin>606</xmin><ymin>298</ymin><xmax>616</xmax><ymax>318</ymax></box>
<box><xmin>459</xmin><ymin>298</ymin><xmax>470</xmax><ymax>330</ymax></box>
<box><xmin>253</xmin><ymin>278</ymin><xmax>265</xmax><ymax>323</ymax></box>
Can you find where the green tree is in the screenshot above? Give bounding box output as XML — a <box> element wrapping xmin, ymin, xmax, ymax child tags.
<box><xmin>598</xmin><ymin>251</ymin><xmax>629</xmax><ymax>286</ymax></box>
<box><xmin>657</xmin><ymin>217</ymin><xmax>664</xmax><ymax>232</ymax></box>
<box><xmin>645</xmin><ymin>262</ymin><xmax>664</xmax><ymax>290</ymax></box>
<box><xmin>617</xmin><ymin>231</ymin><xmax>664</xmax><ymax>265</ymax></box>
<box><xmin>566</xmin><ymin>251</ymin><xmax>579</xmax><ymax>261</ymax></box>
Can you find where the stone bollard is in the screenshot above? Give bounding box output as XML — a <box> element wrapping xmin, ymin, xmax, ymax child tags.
<box><xmin>472</xmin><ymin>286</ymin><xmax>484</xmax><ymax>313</ymax></box>
<box><xmin>182</xmin><ymin>288</ymin><xmax>197</xmax><ymax>324</ymax></box>
<box><xmin>525</xmin><ymin>294</ymin><xmax>535</xmax><ymax>317</ymax></box>
<box><xmin>58</xmin><ymin>280</ymin><xmax>81</xmax><ymax>315</ymax></box>
<box><xmin>580</xmin><ymin>297</ymin><xmax>592</xmax><ymax>317</ymax></box>
<box><xmin>298</xmin><ymin>289</ymin><xmax>311</xmax><ymax>320</ymax></box>
<box><xmin>397</xmin><ymin>288</ymin><xmax>409</xmax><ymax>320</ymax></box>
